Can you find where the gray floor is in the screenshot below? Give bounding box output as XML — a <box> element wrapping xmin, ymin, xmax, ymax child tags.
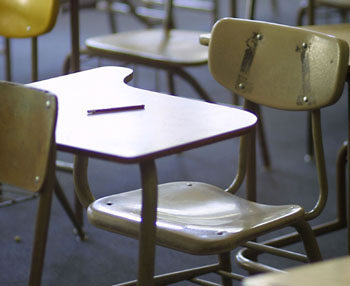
<box><xmin>0</xmin><ymin>0</ymin><xmax>349</xmax><ymax>285</ymax></box>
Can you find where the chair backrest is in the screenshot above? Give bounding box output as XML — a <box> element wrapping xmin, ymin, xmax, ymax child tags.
<box><xmin>0</xmin><ymin>0</ymin><xmax>59</xmax><ymax>38</ymax></box>
<box><xmin>208</xmin><ymin>18</ymin><xmax>349</xmax><ymax>111</ymax></box>
<box><xmin>0</xmin><ymin>81</ymin><xmax>57</xmax><ymax>192</ymax></box>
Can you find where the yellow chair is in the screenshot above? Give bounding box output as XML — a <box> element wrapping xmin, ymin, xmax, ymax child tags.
<box><xmin>0</xmin><ymin>81</ymin><xmax>57</xmax><ymax>286</ymax></box>
<box><xmin>73</xmin><ymin>18</ymin><xmax>350</xmax><ymax>284</ymax></box>
<box><xmin>0</xmin><ymin>0</ymin><xmax>59</xmax><ymax>81</ymax></box>
<box><xmin>0</xmin><ymin>0</ymin><xmax>85</xmax><ymax>240</ymax></box>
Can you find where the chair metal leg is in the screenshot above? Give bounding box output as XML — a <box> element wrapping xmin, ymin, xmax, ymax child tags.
<box><xmin>5</xmin><ymin>38</ymin><xmax>11</xmax><ymax>81</ymax></box>
<box><xmin>245</xmin><ymin>0</ymin><xmax>256</xmax><ymax>19</ymax></box>
<box><xmin>172</xmin><ymin>67</ymin><xmax>214</xmax><ymax>103</ymax></box>
<box><xmin>219</xmin><ymin>252</ymin><xmax>233</xmax><ymax>286</ymax></box>
<box><xmin>305</xmin><ymin>111</ymin><xmax>314</xmax><ymax>162</ymax></box>
<box><xmin>293</xmin><ymin>219</ymin><xmax>322</xmax><ymax>263</ymax></box>
<box><xmin>138</xmin><ymin>160</ymin><xmax>158</xmax><ymax>285</ymax></box>
<box><xmin>54</xmin><ymin>177</ymin><xmax>86</xmax><ymax>241</ymax></box>
<box><xmin>252</xmin><ymin>141</ymin><xmax>347</xmax><ymax>249</ymax></box>
<box><xmin>256</xmin><ymin>105</ymin><xmax>271</xmax><ymax>169</ymax></box>
<box><xmin>31</xmin><ymin>37</ymin><xmax>38</xmax><ymax>82</ymax></box>
<box><xmin>107</xmin><ymin>0</ymin><xmax>118</xmax><ymax>33</ymax></box>
<box><xmin>29</xmin><ymin>188</ymin><xmax>54</xmax><ymax>286</ymax></box>
<box><xmin>166</xmin><ymin>70</ymin><xmax>176</xmax><ymax>95</ymax></box>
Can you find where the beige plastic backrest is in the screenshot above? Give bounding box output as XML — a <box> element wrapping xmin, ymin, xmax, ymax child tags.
<box><xmin>208</xmin><ymin>18</ymin><xmax>349</xmax><ymax>110</ymax></box>
<box><xmin>0</xmin><ymin>0</ymin><xmax>59</xmax><ymax>38</ymax></box>
<box><xmin>0</xmin><ymin>82</ymin><xmax>57</xmax><ymax>192</ymax></box>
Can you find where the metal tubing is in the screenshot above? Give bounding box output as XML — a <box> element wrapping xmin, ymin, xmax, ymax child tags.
<box><xmin>235</xmin><ymin>248</ymin><xmax>286</xmax><ymax>274</ymax></box>
<box><xmin>138</xmin><ymin>160</ymin><xmax>158</xmax><ymax>285</ymax></box>
<box><xmin>242</xmin><ymin>241</ymin><xmax>308</xmax><ymax>263</ymax></box>
<box><xmin>256</xmin><ymin>105</ymin><xmax>271</xmax><ymax>168</ymax></box>
<box><xmin>31</xmin><ymin>37</ymin><xmax>38</xmax><ymax>82</ymax></box>
<box><xmin>226</xmin><ymin>135</ymin><xmax>247</xmax><ymax>194</ymax></box>
<box><xmin>335</xmin><ymin>141</ymin><xmax>348</xmax><ymax>227</ymax></box>
<box><xmin>304</xmin><ymin>110</ymin><xmax>328</xmax><ymax>220</ymax></box>
<box><xmin>115</xmin><ymin>264</ymin><xmax>221</xmax><ymax>286</ymax></box>
<box><xmin>28</xmin><ymin>148</ymin><xmax>55</xmax><ymax>286</ymax></box>
<box><xmin>216</xmin><ymin>270</ymin><xmax>245</xmax><ymax>281</ymax></box>
<box><xmin>244</xmin><ymin>100</ymin><xmax>257</xmax><ymax>202</ymax></box>
<box><xmin>70</xmin><ymin>0</ymin><xmax>80</xmax><ymax>72</ymax></box>
<box><xmin>54</xmin><ymin>177</ymin><xmax>86</xmax><ymax>240</ymax></box>
<box><xmin>5</xmin><ymin>38</ymin><xmax>11</xmax><ymax>81</ymax></box>
<box><xmin>218</xmin><ymin>252</ymin><xmax>232</xmax><ymax>286</ymax></box>
<box><xmin>293</xmin><ymin>220</ymin><xmax>322</xmax><ymax>262</ymax></box>
<box><xmin>73</xmin><ymin>155</ymin><xmax>95</xmax><ymax>209</ymax></box>
<box><xmin>245</xmin><ymin>0</ymin><xmax>256</xmax><ymax>19</ymax></box>
<box><xmin>172</xmin><ymin>67</ymin><xmax>214</xmax><ymax>103</ymax></box>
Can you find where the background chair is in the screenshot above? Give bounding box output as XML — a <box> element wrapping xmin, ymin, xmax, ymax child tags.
<box><xmin>297</xmin><ymin>0</ymin><xmax>350</xmax><ymax>25</ymax></box>
<box><xmin>0</xmin><ymin>81</ymin><xmax>57</xmax><ymax>286</ymax></box>
<box><xmin>76</xmin><ymin>0</ymin><xmax>215</xmax><ymax>102</ymax></box>
<box><xmin>0</xmin><ymin>0</ymin><xmax>85</xmax><ymax>239</ymax></box>
<box><xmin>80</xmin><ymin>0</ymin><xmax>271</xmax><ymax>168</ymax></box>
<box><xmin>72</xmin><ymin>18</ymin><xmax>350</xmax><ymax>284</ymax></box>
<box><xmin>209</xmin><ymin>18</ymin><xmax>349</xmax><ymax>273</ymax></box>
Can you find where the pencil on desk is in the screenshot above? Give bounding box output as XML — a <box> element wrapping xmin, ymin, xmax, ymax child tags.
<box><xmin>87</xmin><ymin>104</ymin><xmax>145</xmax><ymax>115</ymax></box>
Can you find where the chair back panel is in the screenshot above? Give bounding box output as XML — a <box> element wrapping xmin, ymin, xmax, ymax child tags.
<box><xmin>208</xmin><ymin>18</ymin><xmax>349</xmax><ymax>111</ymax></box>
<box><xmin>0</xmin><ymin>0</ymin><xmax>59</xmax><ymax>38</ymax></box>
<box><xmin>0</xmin><ymin>82</ymin><xmax>57</xmax><ymax>192</ymax></box>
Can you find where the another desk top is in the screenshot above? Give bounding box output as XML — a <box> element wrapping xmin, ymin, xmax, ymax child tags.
<box><xmin>29</xmin><ymin>67</ymin><xmax>256</xmax><ymax>163</ymax></box>
<box><xmin>243</xmin><ymin>256</ymin><xmax>350</xmax><ymax>286</ymax></box>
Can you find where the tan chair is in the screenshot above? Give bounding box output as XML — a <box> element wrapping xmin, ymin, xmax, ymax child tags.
<box><xmin>0</xmin><ymin>0</ymin><xmax>85</xmax><ymax>240</ymax></box>
<box><xmin>297</xmin><ymin>0</ymin><xmax>350</xmax><ymax>25</ymax></box>
<box><xmin>301</xmin><ymin>21</ymin><xmax>350</xmax><ymax>255</ymax></box>
<box><xmin>0</xmin><ymin>81</ymin><xmax>57</xmax><ymax>286</ymax></box>
<box><xmin>82</xmin><ymin>0</ymin><xmax>214</xmax><ymax>102</ymax></box>
<box><xmin>73</xmin><ymin>18</ymin><xmax>350</xmax><ymax>285</ymax></box>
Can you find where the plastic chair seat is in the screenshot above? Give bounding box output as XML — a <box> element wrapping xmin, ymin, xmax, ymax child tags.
<box><xmin>85</xmin><ymin>29</ymin><xmax>208</xmax><ymax>67</ymax></box>
<box><xmin>88</xmin><ymin>181</ymin><xmax>303</xmax><ymax>255</ymax></box>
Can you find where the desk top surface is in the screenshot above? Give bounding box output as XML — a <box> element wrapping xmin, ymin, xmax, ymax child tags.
<box><xmin>30</xmin><ymin>67</ymin><xmax>256</xmax><ymax>163</ymax></box>
<box><xmin>243</xmin><ymin>256</ymin><xmax>350</xmax><ymax>286</ymax></box>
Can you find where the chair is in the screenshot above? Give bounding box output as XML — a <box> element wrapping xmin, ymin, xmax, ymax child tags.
<box><xmin>0</xmin><ymin>0</ymin><xmax>85</xmax><ymax>240</ymax></box>
<box><xmin>73</xmin><ymin>18</ymin><xmax>350</xmax><ymax>284</ymax></box>
<box><xmin>0</xmin><ymin>0</ymin><xmax>59</xmax><ymax>82</ymax></box>
<box><xmin>82</xmin><ymin>0</ymin><xmax>215</xmax><ymax>102</ymax></box>
<box><xmin>297</xmin><ymin>0</ymin><xmax>350</xmax><ymax>26</ymax></box>
<box><xmin>0</xmin><ymin>81</ymin><xmax>57</xmax><ymax>286</ymax></box>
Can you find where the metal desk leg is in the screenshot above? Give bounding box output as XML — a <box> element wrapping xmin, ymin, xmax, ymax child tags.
<box><xmin>138</xmin><ymin>160</ymin><xmax>158</xmax><ymax>285</ymax></box>
<box><xmin>70</xmin><ymin>0</ymin><xmax>80</xmax><ymax>72</ymax></box>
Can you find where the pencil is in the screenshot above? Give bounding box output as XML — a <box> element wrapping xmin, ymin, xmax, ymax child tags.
<box><xmin>87</xmin><ymin>104</ymin><xmax>145</xmax><ymax>115</ymax></box>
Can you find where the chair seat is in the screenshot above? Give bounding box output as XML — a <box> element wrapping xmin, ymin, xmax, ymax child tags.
<box><xmin>88</xmin><ymin>182</ymin><xmax>304</xmax><ymax>255</ymax></box>
<box><xmin>318</xmin><ymin>0</ymin><xmax>350</xmax><ymax>8</ymax></box>
<box><xmin>85</xmin><ymin>29</ymin><xmax>209</xmax><ymax>67</ymax></box>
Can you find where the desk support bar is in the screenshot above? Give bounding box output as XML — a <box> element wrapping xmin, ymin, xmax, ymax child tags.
<box><xmin>73</xmin><ymin>155</ymin><xmax>95</xmax><ymax>209</ymax></box>
<box><xmin>138</xmin><ymin>160</ymin><xmax>158</xmax><ymax>285</ymax></box>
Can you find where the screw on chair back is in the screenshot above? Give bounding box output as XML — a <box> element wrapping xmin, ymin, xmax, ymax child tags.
<box><xmin>0</xmin><ymin>81</ymin><xmax>58</xmax><ymax>286</ymax></box>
